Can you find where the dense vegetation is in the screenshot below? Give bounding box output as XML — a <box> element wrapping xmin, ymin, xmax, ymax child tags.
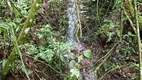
<box><xmin>0</xmin><ymin>0</ymin><xmax>142</xmax><ymax>80</ymax></box>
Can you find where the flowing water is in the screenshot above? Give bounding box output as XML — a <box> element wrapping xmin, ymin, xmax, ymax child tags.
<box><xmin>67</xmin><ymin>0</ymin><xmax>95</xmax><ymax>80</ymax></box>
<box><xmin>67</xmin><ymin>0</ymin><xmax>84</xmax><ymax>50</ymax></box>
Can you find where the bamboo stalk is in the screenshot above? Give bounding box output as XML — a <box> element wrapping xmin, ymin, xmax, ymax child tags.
<box><xmin>133</xmin><ymin>0</ymin><xmax>142</xmax><ymax>79</ymax></box>
<box><xmin>120</xmin><ymin>1</ymin><xmax>123</xmax><ymax>42</ymax></box>
<box><xmin>11</xmin><ymin>28</ymin><xmax>30</xmax><ymax>80</ymax></box>
<box><xmin>96</xmin><ymin>0</ymin><xmax>101</xmax><ymax>27</ymax></box>
<box><xmin>122</xmin><ymin>6</ymin><xmax>137</xmax><ymax>34</ymax></box>
<box><xmin>124</xmin><ymin>0</ymin><xmax>134</xmax><ymax>19</ymax></box>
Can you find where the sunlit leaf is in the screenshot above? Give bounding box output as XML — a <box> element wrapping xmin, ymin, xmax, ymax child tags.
<box><xmin>83</xmin><ymin>49</ymin><xmax>92</xmax><ymax>58</ymax></box>
<box><xmin>78</xmin><ymin>55</ymin><xmax>83</xmax><ymax>63</ymax></box>
<box><xmin>69</xmin><ymin>60</ymin><xmax>76</xmax><ymax>69</ymax></box>
<box><xmin>70</xmin><ymin>68</ymin><xmax>80</xmax><ymax>78</ymax></box>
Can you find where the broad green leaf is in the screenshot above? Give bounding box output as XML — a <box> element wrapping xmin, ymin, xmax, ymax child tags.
<box><xmin>83</xmin><ymin>49</ymin><xmax>92</xmax><ymax>58</ymax></box>
<box><xmin>78</xmin><ymin>55</ymin><xmax>83</xmax><ymax>63</ymax></box>
<box><xmin>69</xmin><ymin>60</ymin><xmax>76</xmax><ymax>69</ymax></box>
<box><xmin>70</xmin><ymin>68</ymin><xmax>80</xmax><ymax>78</ymax></box>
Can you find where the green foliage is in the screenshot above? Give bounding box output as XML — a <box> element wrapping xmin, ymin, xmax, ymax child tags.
<box><xmin>77</xmin><ymin>55</ymin><xmax>83</xmax><ymax>63</ymax></box>
<box><xmin>0</xmin><ymin>0</ymin><xmax>141</xmax><ymax>80</ymax></box>
<box><xmin>0</xmin><ymin>23</ymin><xmax>8</xmax><ymax>33</ymax></box>
<box><xmin>98</xmin><ymin>19</ymin><xmax>120</xmax><ymax>43</ymax></box>
<box><xmin>83</xmin><ymin>49</ymin><xmax>92</xmax><ymax>58</ymax></box>
<box><xmin>0</xmin><ymin>0</ymin><xmax>5</xmax><ymax>5</ymax></box>
<box><xmin>16</xmin><ymin>0</ymin><xmax>30</xmax><ymax>17</ymax></box>
<box><xmin>96</xmin><ymin>7</ymin><xmax>138</xmax><ymax>79</ymax></box>
<box><xmin>65</xmin><ymin>68</ymin><xmax>82</xmax><ymax>80</ymax></box>
<box><xmin>22</xmin><ymin>24</ymin><xmax>71</xmax><ymax>70</ymax></box>
<box><xmin>0</xmin><ymin>21</ymin><xmax>18</xmax><ymax>44</ymax></box>
<box><xmin>70</xmin><ymin>68</ymin><xmax>80</xmax><ymax>79</ymax></box>
<box><xmin>68</xmin><ymin>60</ymin><xmax>76</xmax><ymax>69</ymax></box>
<box><xmin>120</xmin><ymin>32</ymin><xmax>137</xmax><ymax>59</ymax></box>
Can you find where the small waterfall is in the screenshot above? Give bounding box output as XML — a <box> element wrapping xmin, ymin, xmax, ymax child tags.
<box><xmin>67</xmin><ymin>0</ymin><xmax>96</xmax><ymax>80</ymax></box>
<box><xmin>67</xmin><ymin>0</ymin><xmax>84</xmax><ymax>50</ymax></box>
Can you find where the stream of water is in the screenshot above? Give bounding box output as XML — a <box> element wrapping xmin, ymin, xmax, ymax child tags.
<box><xmin>67</xmin><ymin>0</ymin><xmax>84</xmax><ymax>50</ymax></box>
<box><xmin>67</xmin><ymin>0</ymin><xmax>95</xmax><ymax>80</ymax></box>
